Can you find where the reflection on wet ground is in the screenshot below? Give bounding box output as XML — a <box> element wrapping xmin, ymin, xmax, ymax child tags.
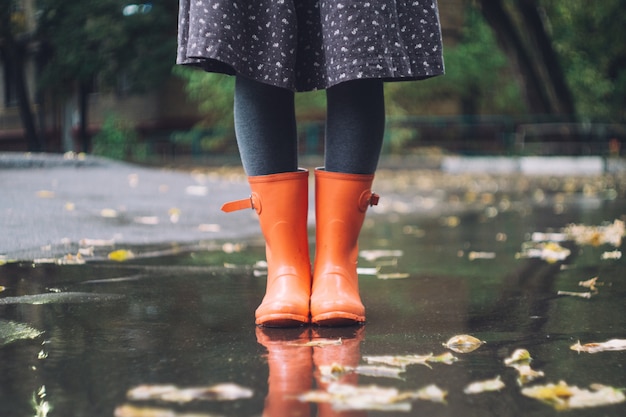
<box><xmin>1</xmin><ymin>190</ymin><xmax>625</xmax><ymax>416</ymax></box>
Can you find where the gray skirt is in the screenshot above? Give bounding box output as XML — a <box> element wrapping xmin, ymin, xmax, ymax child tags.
<box><xmin>177</xmin><ymin>0</ymin><xmax>444</xmax><ymax>92</ymax></box>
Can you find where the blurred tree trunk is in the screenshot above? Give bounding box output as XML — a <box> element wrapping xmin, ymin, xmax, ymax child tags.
<box><xmin>477</xmin><ymin>0</ymin><xmax>575</xmax><ymax>116</ymax></box>
<box><xmin>0</xmin><ymin>5</ymin><xmax>41</xmax><ymax>151</ymax></box>
<box><xmin>514</xmin><ymin>0</ymin><xmax>576</xmax><ymax>116</ymax></box>
<box><xmin>78</xmin><ymin>80</ymin><xmax>90</xmax><ymax>153</ymax></box>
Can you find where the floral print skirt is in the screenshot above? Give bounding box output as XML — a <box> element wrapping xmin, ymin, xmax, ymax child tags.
<box><xmin>177</xmin><ymin>0</ymin><xmax>444</xmax><ymax>92</ymax></box>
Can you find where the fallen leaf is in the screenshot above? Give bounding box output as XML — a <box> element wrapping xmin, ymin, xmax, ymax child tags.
<box><xmin>57</xmin><ymin>253</ymin><xmax>85</xmax><ymax>265</ymax></box>
<box><xmin>468</xmin><ymin>251</ymin><xmax>496</xmax><ymax>261</ymax></box>
<box><xmin>504</xmin><ymin>349</ymin><xmax>532</xmax><ymax>366</ymax></box>
<box><xmin>114</xmin><ymin>403</ymin><xmax>220</xmax><ymax>417</ymax></box>
<box><xmin>463</xmin><ymin>375</ymin><xmax>505</xmax><ymax>394</ymax></box>
<box><xmin>376</xmin><ymin>272</ymin><xmax>410</xmax><ymax>280</ymax></box>
<box><xmin>443</xmin><ymin>334</ymin><xmax>485</xmax><ymax>353</ymax></box>
<box><xmin>134</xmin><ymin>216</ymin><xmax>159</xmax><ymax>225</ymax></box>
<box><xmin>168</xmin><ymin>208</ymin><xmax>181</xmax><ymax>223</ymax></box>
<box><xmin>557</xmin><ymin>290</ymin><xmax>592</xmax><ymax>299</ymax></box>
<box><xmin>359</xmin><ymin>250</ymin><xmax>403</xmax><ymax>261</ymax></box>
<box><xmin>563</xmin><ymin>219</ymin><xmax>625</xmax><ymax>247</ymax></box>
<box><xmin>319</xmin><ymin>363</ymin><xmax>405</xmax><ymax>381</ymax></box>
<box><xmin>522</xmin><ymin>381</ymin><xmax>625</xmax><ymax>410</ymax></box>
<box><xmin>362</xmin><ymin>352</ymin><xmax>457</xmax><ymax>369</ymax></box>
<box><xmin>601</xmin><ymin>250</ymin><xmax>622</xmax><ymax>260</ymax></box>
<box><xmin>517</xmin><ymin>241</ymin><xmax>571</xmax><ymax>263</ymax></box>
<box><xmin>513</xmin><ymin>363</ymin><xmax>545</xmax><ymax>385</ymax></box>
<box><xmin>36</xmin><ymin>190</ymin><xmax>55</xmax><ymax>199</ymax></box>
<box><xmin>570</xmin><ymin>339</ymin><xmax>626</xmax><ymax>353</ymax></box>
<box><xmin>100</xmin><ymin>208</ymin><xmax>118</xmax><ymax>218</ymax></box>
<box><xmin>578</xmin><ymin>276</ymin><xmax>602</xmax><ymax>291</ymax></box>
<box><xmin>288</xmin><ymin>338</ymin><xmax>342</xmax><ymax>347</ymax></box>
<box><xmin>126</xmin><ymin>383</ymin><xmax>253</xmax><ymax>403</ymax></box>
<box><xmin>108</xmin><ymin>250</ymin><xmax>135</xmax><ymax>262</ymax></box>
<box><xmin>298</xmin><ymin>382</ymin><xmax>446</xmax><ymax>411</ymax></box>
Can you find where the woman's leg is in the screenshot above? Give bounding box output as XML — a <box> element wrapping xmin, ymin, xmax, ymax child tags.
<box><xmin>234</xmin><ymin>75</ymin><xmax>299</xmax><ymax>176</ymax></box>
<box><xmin>324</xmin><ymin>79</ymin><xmax>385</xmax><ymax>174</ymax></box>
<box><xmin>228</xmin><ymin>76</ymin><xmax>310</xmax><ymax>327</ymax></box>
<box><xmin>312</xmin><ymin>79</ymin><xmax>385</xmax><ymax>326</ymax></box>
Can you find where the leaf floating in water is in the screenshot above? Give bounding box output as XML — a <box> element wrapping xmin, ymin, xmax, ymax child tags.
<box><xmin>504</xmin><ymin>349</ymin><xmax>532</xmax><ymax>366</ymax></box>
<box><xmin>563</xmin><ymin>219</ymin><xmax>625</xmax><ymax>247</ymax></box>
<box><xmin>298</xmin><ymin>382</ymin><xmax>446</xmax><ymax>411</ymax></box>
<box><xmin>363</xmin><ymin>352</ymin><xmax>457</xmax><ymax>369</ymax></box>
<box><xmin>114</xmin><ymin>403</ymin><xmax>220</xmax><ymax>417</ymax></box>
<box><xmin>570</xmin><ymin>339</ymin><xmax>626</xmax><ymax>353</ymax></box>
<box><xmin>355</xmin><ymin>365</ymin><xmax>405</xmax><ymax>380</ymax></box>
<box><xmin>468</xmin><ymin>251</ymin><xmax>496</xmax><ymax>261</ymax></box>
<box><xmin>514</xmin><ymin>364</ymin><xmax>545</xmax><ymax>385</ymax></box>
<box><xmin>578</xmin><ymin>276</ymin><xmax>603</xmax><ymax>292</ymax></box>
<box><xmin>126</xmin><ymin>383</ymin><xmax>253</xmax><ymax>403</ymax></box>
<box><xmin>108</xmin><ymin>249</ymin><xmax>135</xmax><ymax>262</ymax></box>
<box><xmin>0</xmin><ymin>319</ymin><xmax>44</xmax><ymax>347</ymax></box>
<box><xmin>517</xmin><ymin>241</ymin><xmax>571</xmax><ymax>263</ymax></box>
<box><xmin>601</xmin><ymin>250</ymin><xmax>622</xmax><ymax>260</ymax></box>
<box><xmin>359</xmin><ymin>250</ymin><xmax>403</xmax><ymax>261</ymax></box>
<box><xmin>463</xmin><ymin>375</ymin><xmax>505</xmax><ymax>394</ymax></box>
<box><xmin>443</xmin><ymin>334</ymin><xmax>485</xmax><ymax>353</ymax></box>
<box><xmin>0</xmin><ymin>286</ymin><xmax>5</xmax><ymax>292</ymax></box>
<box><xmin>521</xmin><ymin>381</ymin><xmax>625</xmax><ymax>410</ymax></box>
<box><xmin>376</xmin><ymin>272</ymin><xmax>410</xmax><ymax>280</ymax></box>
<box><xmin>557</xmin><ymin>290</ymin><xmax>592</xmax><ymax>299</ymax></box>
<box><xmin>288</xmin><ymin>338</ymin><xmax>342</xmax><ymax>347</ymax></box>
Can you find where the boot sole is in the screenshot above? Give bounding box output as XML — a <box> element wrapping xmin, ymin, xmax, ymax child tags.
<box><xmin>311</xmin><ymin>312</ymin><xmax>365</xmax><ymax>327</ymax></box>
<box><xmin>256</xmin><ymin>314</ymin><xmax>309</xmax><ymax>328</ymax></box>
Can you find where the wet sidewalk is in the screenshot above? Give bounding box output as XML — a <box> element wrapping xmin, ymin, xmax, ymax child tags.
<box><xmin>1</xmin><ymin>152</ymin><xmax>625</xmax><ymax>416</ymax></box>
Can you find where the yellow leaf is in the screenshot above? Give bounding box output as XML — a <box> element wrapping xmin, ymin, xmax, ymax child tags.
<box><xmin>108</xmin><ymin>250</ymin><xmax>135</xmax><ymax>262</ymax></box>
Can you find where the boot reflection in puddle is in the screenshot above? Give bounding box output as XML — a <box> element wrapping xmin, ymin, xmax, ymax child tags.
<box><xmin>256</xmin><ymin>327</ymin><xmax>312</xmax><ymax>417</ymax></box>
<box><xmin>257</xmin><ymin>326</ymin><xmax>366</xmax><ymax>417</ymax></box>
<box><xmin>312</xmin><ymin>326</ymin><xmax>366</xmax><ymax>417</ymax></box>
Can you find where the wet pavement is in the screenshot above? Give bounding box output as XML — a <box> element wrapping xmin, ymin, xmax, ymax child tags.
<box><xmin>1</xmin><ymin>152</ymin><xmax>625</xmax><ymax>416</ymax></box>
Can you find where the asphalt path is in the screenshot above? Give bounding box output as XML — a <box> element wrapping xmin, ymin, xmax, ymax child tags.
<box><xmin>1</xmin><ymin>153</ymin><xmax>258</xmax><ymax>260</ymax></box>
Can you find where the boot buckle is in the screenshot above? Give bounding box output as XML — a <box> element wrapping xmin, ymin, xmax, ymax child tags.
<box><xmin>358</xmin><ymin>191</ymin><xmax>380</xmax><ymax>212</ymax></box>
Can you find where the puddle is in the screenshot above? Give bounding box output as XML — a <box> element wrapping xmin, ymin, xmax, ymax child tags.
<box><xmin>1</xmin><ymin>197</ymin><xmax>625</xmax><ymax>416</ymax></box>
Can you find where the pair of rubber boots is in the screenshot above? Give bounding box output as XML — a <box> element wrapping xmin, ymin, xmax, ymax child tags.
<box><xmin>222</xmin><ymin>168</ymin><xmax>378</xmax><ymax>327</ymax></box>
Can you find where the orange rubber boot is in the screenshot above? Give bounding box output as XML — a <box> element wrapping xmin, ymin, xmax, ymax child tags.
<box><xmin>311</xmin><ymin>169</ymin><xmax>379</xmax><ymax>326</ymax></box>
<box><xmin>222</xmin><ymin>170</ymin><xmax>311</xmax><ymax>326</ymax></box>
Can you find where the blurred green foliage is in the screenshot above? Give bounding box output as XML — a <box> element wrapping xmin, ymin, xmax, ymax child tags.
<box><xmin>92</xmin><ymin>113</ymin><xmax>147</xmax><ymax>161</ymax></box>
<box><xmin>36</xmin><ymin>0</ymin><xmax>177</xmax><ymax>94</ymax></box>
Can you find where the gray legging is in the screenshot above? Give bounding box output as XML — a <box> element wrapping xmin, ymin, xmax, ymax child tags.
<box><xmin>234</xmin><ymin>76</ymin><xmax>385</xmax><ymax>176</ymax></box>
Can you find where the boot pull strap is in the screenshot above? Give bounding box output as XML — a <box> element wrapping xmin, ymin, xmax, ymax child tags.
<box><xmin>221</xmin><ymin>194</ymin><xmax>261</xmax><ymax>213</ymax></box>
<box><xmin>221</xmin><ymin>197</ymin><xmax>253</xmax><ymax>213</ymax></box>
